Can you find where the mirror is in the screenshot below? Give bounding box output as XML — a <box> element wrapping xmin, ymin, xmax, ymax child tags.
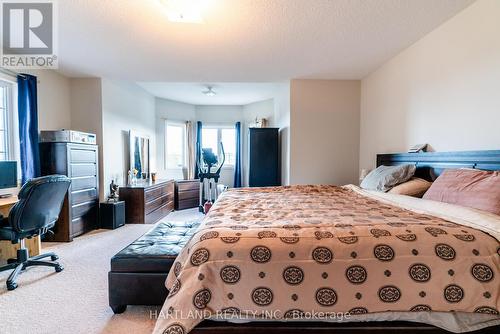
<box><xmin>129</xmin><ymin>130</ymin><xmax>150</xmax><ymax>180</ymax></box>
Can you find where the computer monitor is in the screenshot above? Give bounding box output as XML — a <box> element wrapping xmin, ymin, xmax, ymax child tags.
<box><xmin>0</xmin><ymin>161</ymin><xmax>18</xmax><ymax>189</ymax></box>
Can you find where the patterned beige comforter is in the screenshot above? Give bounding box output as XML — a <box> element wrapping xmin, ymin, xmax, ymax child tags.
<box><xmin>153</xmin><ymin>185</ymin><xmax>500</xmax><ymax>334</ymax></box>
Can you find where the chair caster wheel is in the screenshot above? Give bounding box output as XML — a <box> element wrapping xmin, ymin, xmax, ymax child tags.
<box><xmin>7</xmin><ymin>282</ymin><xmax>17</xmax><ymax>290</ymax></box>
<box><xmin>55</xmin><ymin>265</ymin><xmax>64</xmax><ymax>273</ymax></box>
<box><xmin>51</xmin><ymin>255</ymin><xmax>59</xmax><ymax>261</ymax></box>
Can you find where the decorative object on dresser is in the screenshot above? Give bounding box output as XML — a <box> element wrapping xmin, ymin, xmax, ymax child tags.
<box><xmin>39</xmin><ymin>141</ymin><xmax>99</xmax><ymax>242</ymax></box>
<box><xmin>100</xmin><ymin>201</ymin><xmax>125</xmax><ymax>230</ymax></box>
<box><xmin>253</xmin><ymin>117</ymin><xmax>268</xmax><ymax>128</ymax></box>
<box><xmin>175</xmin><ymin>179</ymin><xmax>200</xmax><ymax>210</ymax></box>
<box><xmin>408</xmin><ymin>143</ymin><xmax>428</xmax><ymax>153</ymax></box>
<box><xmin>248</xmin><ymin>127</ymin><xmax>280</xmax><ymax>187</ymax></box>
<box><xmin>39</xmin><ymin>130</ymin><xmax>97</xmax><ymax>145</ymax></box>
<box><xmin>108</xmin><ymin>180</ymin><xmax>119</xmax><ymax>202</ymax></box>
<box><xmin>119</xmin><ymin>180</ymin><xmax>174</xmax><ymax>224</ymax></box>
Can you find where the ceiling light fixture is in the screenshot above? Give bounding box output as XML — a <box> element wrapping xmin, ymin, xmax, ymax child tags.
<box><xmin>202</xmin><ymin>86</ymin><xmax>216</xmax><ymax>97</ymax></box>
<box><xmin>159</xmin><ymin>0</ymin><xmax>210</xmax><ymax>23</ymax></box>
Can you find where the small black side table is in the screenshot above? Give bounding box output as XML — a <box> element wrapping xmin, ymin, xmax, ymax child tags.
<box><xmin>100</xmin><ymin>201</ymin><xmax>125</xmax><ymax>230</ymax></box>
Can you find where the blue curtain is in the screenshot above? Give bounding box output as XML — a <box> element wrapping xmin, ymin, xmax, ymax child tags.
<box><xmin>194</xmin><ymin>121</ymin><xmax>202</xmax><ymax>179</ymax></box>
<box><xmin>233</xmin><ymin>122</ymin><xmax>242</xmax><ymax>188</ymax></box>
<box><xmin>17</xmin><ymin>74</ymin><xmax>40</xmax><ymax>184</ymax></box>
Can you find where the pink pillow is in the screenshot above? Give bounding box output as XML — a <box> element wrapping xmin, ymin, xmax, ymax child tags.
<box><xmin>423</xmin><ymin>169</ymin><xmax>500</xmax><ymax>216</ymax></box>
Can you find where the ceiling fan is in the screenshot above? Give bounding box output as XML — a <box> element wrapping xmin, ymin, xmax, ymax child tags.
<box><xmin>202</xmin><ymin>86</ymin><xmax>216</xmax><ymax>97</ymax></box>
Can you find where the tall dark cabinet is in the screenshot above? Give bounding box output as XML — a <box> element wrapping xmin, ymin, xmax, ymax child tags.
<box><xmin>248</xmin><ymin>128</ymin><xmax>280</xmax><ymax>187</ymax></box>
<box><xmin>39</xmin><ymin>142</ymin><xmax>99</xmax><ymax>241</ymax></box>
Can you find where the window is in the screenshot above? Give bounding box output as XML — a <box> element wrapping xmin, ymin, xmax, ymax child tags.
<box><xmin>221</xmin><ymin>128</ymin><xmax>236</xmax><ymax>166</ymax></box>
<box><xmin>201</xmin><ymin>128</ymin><xmax>218</xmax><ymax>155</ymax></box>
<box><xmin>0</xmin><ymin>81</ymin><xmax>14</xmax><ymax>161</ymax></box>
<box><xmin>201</xmin><ymin>126</ymin><xmax>236</xmax><ymax>166</ymax></box>
<box><xmin>165</xmin><ymin>121</ymin><xmax>186</xmax><ymax>169</ymax></box>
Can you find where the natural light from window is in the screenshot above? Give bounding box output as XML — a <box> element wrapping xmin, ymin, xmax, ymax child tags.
<box><xmin>0</xmin><ymin>83</ymin><xmax>11</xmax><ymax>161</ymax></box>
<box><xmin>165</xmin><ymin>122</ymin><xmax>186</xmax><ymax>169</ymax></box>
<box><xmin>201</xmin><ymin>128</ymin><xmax>218</xmax><ymax>155</ymax></box>
<box><xmin>221</xmin><ymin>128</ymin><xmax>236</xmax><ymax>166</ymax></box>
<box><xmin>202</xmin><ymin>126</ymin><xmax>236</xmax><ymax>166</ymax></box>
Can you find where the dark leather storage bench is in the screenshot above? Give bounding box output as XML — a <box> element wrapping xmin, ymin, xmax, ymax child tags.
<box><xmin>108</xmin><ymin>220</ymin><xmax>200</xmax><ymax>313</ymax></box>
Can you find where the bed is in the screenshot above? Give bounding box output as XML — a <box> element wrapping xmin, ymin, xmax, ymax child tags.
<box><xmin>153</xmin><ymin>150</ymin><xmax>500</xmax><ymax>334</ymax></box>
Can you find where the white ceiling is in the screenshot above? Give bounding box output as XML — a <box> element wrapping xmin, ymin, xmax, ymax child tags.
<box><xmin>57</xmin><ymin>0</ymin><xmax>474</xmax><ymax>81</ymax></box>
<box><xmin>139</xmin><ymin>82</ymin><xmax>278</xmax><ymax>105</ymax></box>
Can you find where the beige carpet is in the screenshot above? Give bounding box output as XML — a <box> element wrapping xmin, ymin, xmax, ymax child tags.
<box><xmin>0</xmin><ymin>209</ymin><xmax>204</xmax><ymax>334</ymax></box>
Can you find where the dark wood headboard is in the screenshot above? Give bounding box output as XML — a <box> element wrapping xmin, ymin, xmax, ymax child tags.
<box><xmin>376</xmin><ymin>150</ymin><xmax>500</xmax><ymax>181</ymax></box>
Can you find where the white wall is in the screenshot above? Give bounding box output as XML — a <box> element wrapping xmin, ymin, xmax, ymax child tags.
<box><xmin>69</xmin><ymin>78</ymin><xmax>104</xmax><ymax>197</ymax></box>
<box><xmin>290</xmin><ymin>79</ymin><xmax>360</xmax><ymax>185</ymax></box>
<box><xmin>27</xmin><ymin>70</ymin><xmax>71</xmax><ymax>130</ymax></box>
<box><xmin>243</xmin><ymin>99</ymin><xmax>275</xmax><ymax>126</ymax></box>
<box><xmin>360</xmin><ymin>0</ymin><xmax>500</xmax><ymax>170</ymax></box>
<box><xmin>155</xmin><ymin>98</ymin><xmax>196</xmax><ymax>180</ymax></box>
<box><xmin>101</xmin><ymin>79</ymin><xmax>156</xmax><ymax>194</ymax></box>
<box><xmin>156</xmin><ymin>97</ymin><xmax>196</xmax><ymax>122</ymax></box>
<box><xmin>0</xmin><ymin>68</ymin><xmax>72</xmax><ymax>142</ymax></box>
<box><xmin>273</xmin><ymin>82</ymin><xmax>291</xmax><ymax>186</ymax></box>
<box><xmin>194</xmin><ymin>105</ymin><xmax>243</xmax><ymax>123</ymax></box>
<box><xmin>69</xmin><ymin>78</ymin><xmax>103</xmax><ymax>139</ymax></box>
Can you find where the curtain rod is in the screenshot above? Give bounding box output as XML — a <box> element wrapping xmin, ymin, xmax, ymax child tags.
<box><xmin>0</xmin><ymin>67</ymin><xmax>28</xmax><ymax>79</ymax></box>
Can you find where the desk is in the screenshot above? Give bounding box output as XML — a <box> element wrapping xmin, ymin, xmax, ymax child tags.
<box><xmin>0</xmin><ymin>196</ymin><xmax>41</xmax><ymax>261</ymax></box>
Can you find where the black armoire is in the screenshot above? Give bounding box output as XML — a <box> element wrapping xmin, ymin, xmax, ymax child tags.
<box><xmin>248</xmin><ymin>128</ymin><xmax>280</xmax><ymax>187</ymax></box>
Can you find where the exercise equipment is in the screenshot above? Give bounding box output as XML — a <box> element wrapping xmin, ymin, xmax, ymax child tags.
<box><xmin>197</xmin><ymin>143</ymin><xmax>225</xmax><ymax>213</ymax></box>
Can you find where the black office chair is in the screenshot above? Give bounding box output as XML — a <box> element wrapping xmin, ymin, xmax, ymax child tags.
<box><xmin>0</xmin><ymin>175</ymin><xmax>71</xmax><ymax>290</ymax></box>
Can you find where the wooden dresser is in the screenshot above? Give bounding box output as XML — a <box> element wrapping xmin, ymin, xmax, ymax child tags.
<box><xmin>175</xmin><ymin>179</ymin><xmax>200</xmax><ymax>210</ymax></box>
<box><xmin>40</xmin><ymin>142</ymin><xmax>100</xmax><ymax>242</ymax></box>
<box><xmin>119</xmin><ymin>180</ymin><xmax>174</xmax><ymax>224</ymax></box>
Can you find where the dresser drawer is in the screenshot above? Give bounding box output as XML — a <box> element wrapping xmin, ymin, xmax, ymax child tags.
<box><xmin>178</xmin><ymin>198</ymin><xmax>199</xmax><ymax>210</ymax></box>
<box><xmin>72</xmin><ymin>201</ymin><xmax>97</xmax><ymax>218</ymax></box>
<box><xmin>175</xmin><ymin>180</ymin><xmax>200</xmax><ymax>210</ymax></box>
<box><xmin>71</xmin><ymin>217</ymin><xmax>86</xmax><ymax>236</ymax></box>
<box><xmin>145</xmin><ymin>194</ymin><xmax>169</xmax><ymax>215</ymax></box>
<box><xmin>179</xmin><ymin>189</ymin><xmax>199</xmax><ymax>200</ymax></box>
<box><xmin>71</xmin><ymin>176</ymin><xmax>97</xmax><ymax>191</ymax></box>
<box><xmin>71</xmin><ymin>163</ymin><xmax>96</xmax><ymax>177</ymax></box>
<box><xmin>145</xmin><ymin>201</ymin><xmax>174</xmax><ymax>224</ymax></box>
<box><xmin>177</xmin><ymin>181</ymin><xmax>199</xmax><ymax>192</ymax></box>
<box><xmin>145</xmin><ymin>185</ymin><xmax>165</xmax><ymax>202</ymax></box>
<box><xmin>71</xmin><ymin>188</ymin><xmax>97</xmax><ymax>205</ymax></box>
<box><xmin>120</xmin><ymin>179</ymin><xmax>174</xmax><ymax>224</ymax></box>
<box><xmin>165</xmin><ymin>182</ymin><xmax>175</xmax><ymax>197</ymax></box>
<box><xmin>71</xmin><ymin>212</ymin><xmax>97</xmax><ymax>237</ymax></box>
<box><xmin>70</xmin><ymin>149</ymin><xmax>97</xmax><ymax>163</ymax></box>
